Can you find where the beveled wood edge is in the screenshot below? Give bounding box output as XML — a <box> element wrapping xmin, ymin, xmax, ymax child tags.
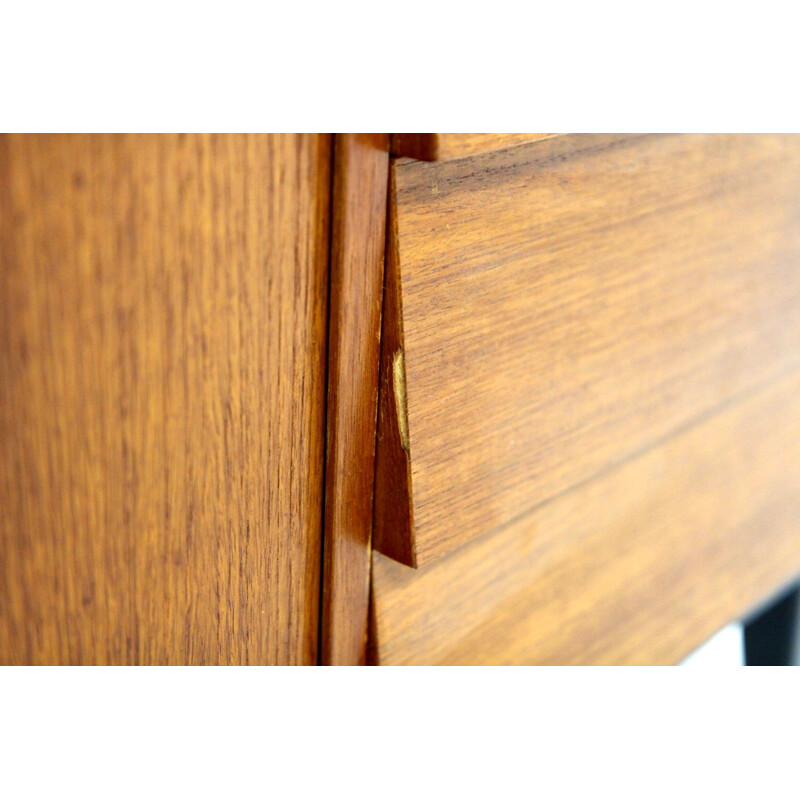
<box><xmin>372</xmin><ymin>168</ymin><xmax>417</xmax><ymax>568</ymax></box>
<box><xmin>320</xmin><ymin>134</ymin><xmax>390</xmax><ymax>665</ymax></box>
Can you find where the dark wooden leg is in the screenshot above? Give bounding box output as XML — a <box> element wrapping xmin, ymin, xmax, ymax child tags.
<box><xmin>745</xmin><ymin>583</ymin><xmax>800</xmax><ymax>665</ymax></box>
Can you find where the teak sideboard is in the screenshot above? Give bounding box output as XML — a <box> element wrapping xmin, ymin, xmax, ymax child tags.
<box><xmin>3</xmin><ymin>133</ymin><xmax>800</xmax><ymax>665</ymax></box>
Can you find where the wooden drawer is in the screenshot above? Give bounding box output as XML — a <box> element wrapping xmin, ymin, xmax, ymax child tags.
<box><xmin>371</xmin><ymin>369</ymin><xmax>800</xmax><ymax>664</ymax></box>
<box><xmin>373</xmin><ymin>133</ymin><xmax>800</xmax><ymax>568</ymax></box>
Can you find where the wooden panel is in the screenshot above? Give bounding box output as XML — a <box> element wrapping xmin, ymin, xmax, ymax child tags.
<box><xmin>0</xmin><ymin>134</ymin><xmax>331</xmax><ymax>664</ymax></box>
<box><xmin>371</xmin><ymin>369</ymin><xmax>800</xmax><ymax>665</ymax></box>
<box><xmin>391</xmin><ymin>133</ymin><xmax>560</xmax><ymax>161</ymax></box>
<box><xmin>321</xmin><ymin>133</ymin><xmax>389</xmax><ymax>665</ymax></box>
<box><xmin>374</xmin><ymin>133</ymin><xmax>800</xmax><ymax>567</ymax></box>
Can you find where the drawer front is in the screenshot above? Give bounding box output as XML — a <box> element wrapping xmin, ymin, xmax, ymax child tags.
<box><xmin>371</xmin><ymin>369</ymin><xmax>800</xmax><ymax>665</ymax></box>
<box><xmin>374</xmin><ymin>133</ymin><xmax>800</xmax><ymax>567</ymax></box>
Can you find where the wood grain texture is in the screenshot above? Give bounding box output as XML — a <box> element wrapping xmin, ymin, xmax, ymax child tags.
<box><xmin>320</xmin><ymin>133</ymin><xmax>389</xmax><ymax>665</ymax></box>
<box><xmin>373</xmin><ymin>133</ymin><xmax>800</xmax><ymax>567</ymax></box>
<box><xmin>0</xmin><ymin>133</ymin><xmax>331</xmax><ymax>664</ymax></box>
<box><xmin>372</xmin><ymin>369</ymin><xmax>800</xmax><ymax>665</ymax></box>
<box><xmin>390</xmin><ymin>133</ymin><xmax>561</xmax><ymax>161</ymax></box>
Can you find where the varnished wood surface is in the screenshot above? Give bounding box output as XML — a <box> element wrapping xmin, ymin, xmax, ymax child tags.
<box><xmin>0</xmin><ymin>134</ymin><xmax>331</xmax><ymax>664</ymax></box>
<box><xmin>372</xmin><ymin>369</ymin><xmax>800</xmax><ymax>665</ymax></box>
<box><xmin>374</xmin><ymin>133</ymin><xmax>800</xmax><ymax>567</ymax></box>
<box><xmin>391</xmin><ymin>133</ymin><xmax>560</xmax><ymax>161</ymax></box>
<box><xmin>321</xmin><ymin>133</ymin><xmax>389</xmax><ymax>665</ymax></box>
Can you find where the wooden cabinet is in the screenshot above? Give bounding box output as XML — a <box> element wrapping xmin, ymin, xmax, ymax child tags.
<box><xmin>3</xmin><ymin>133</ymin><xmax>800</xmax><ymax>665</ymax></box>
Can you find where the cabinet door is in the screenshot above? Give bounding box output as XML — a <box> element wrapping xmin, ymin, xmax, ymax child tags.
<box><xmin>0</xmin><ymin>134</ymin><xmax>330</xmax><ymax>665</ymax></box>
